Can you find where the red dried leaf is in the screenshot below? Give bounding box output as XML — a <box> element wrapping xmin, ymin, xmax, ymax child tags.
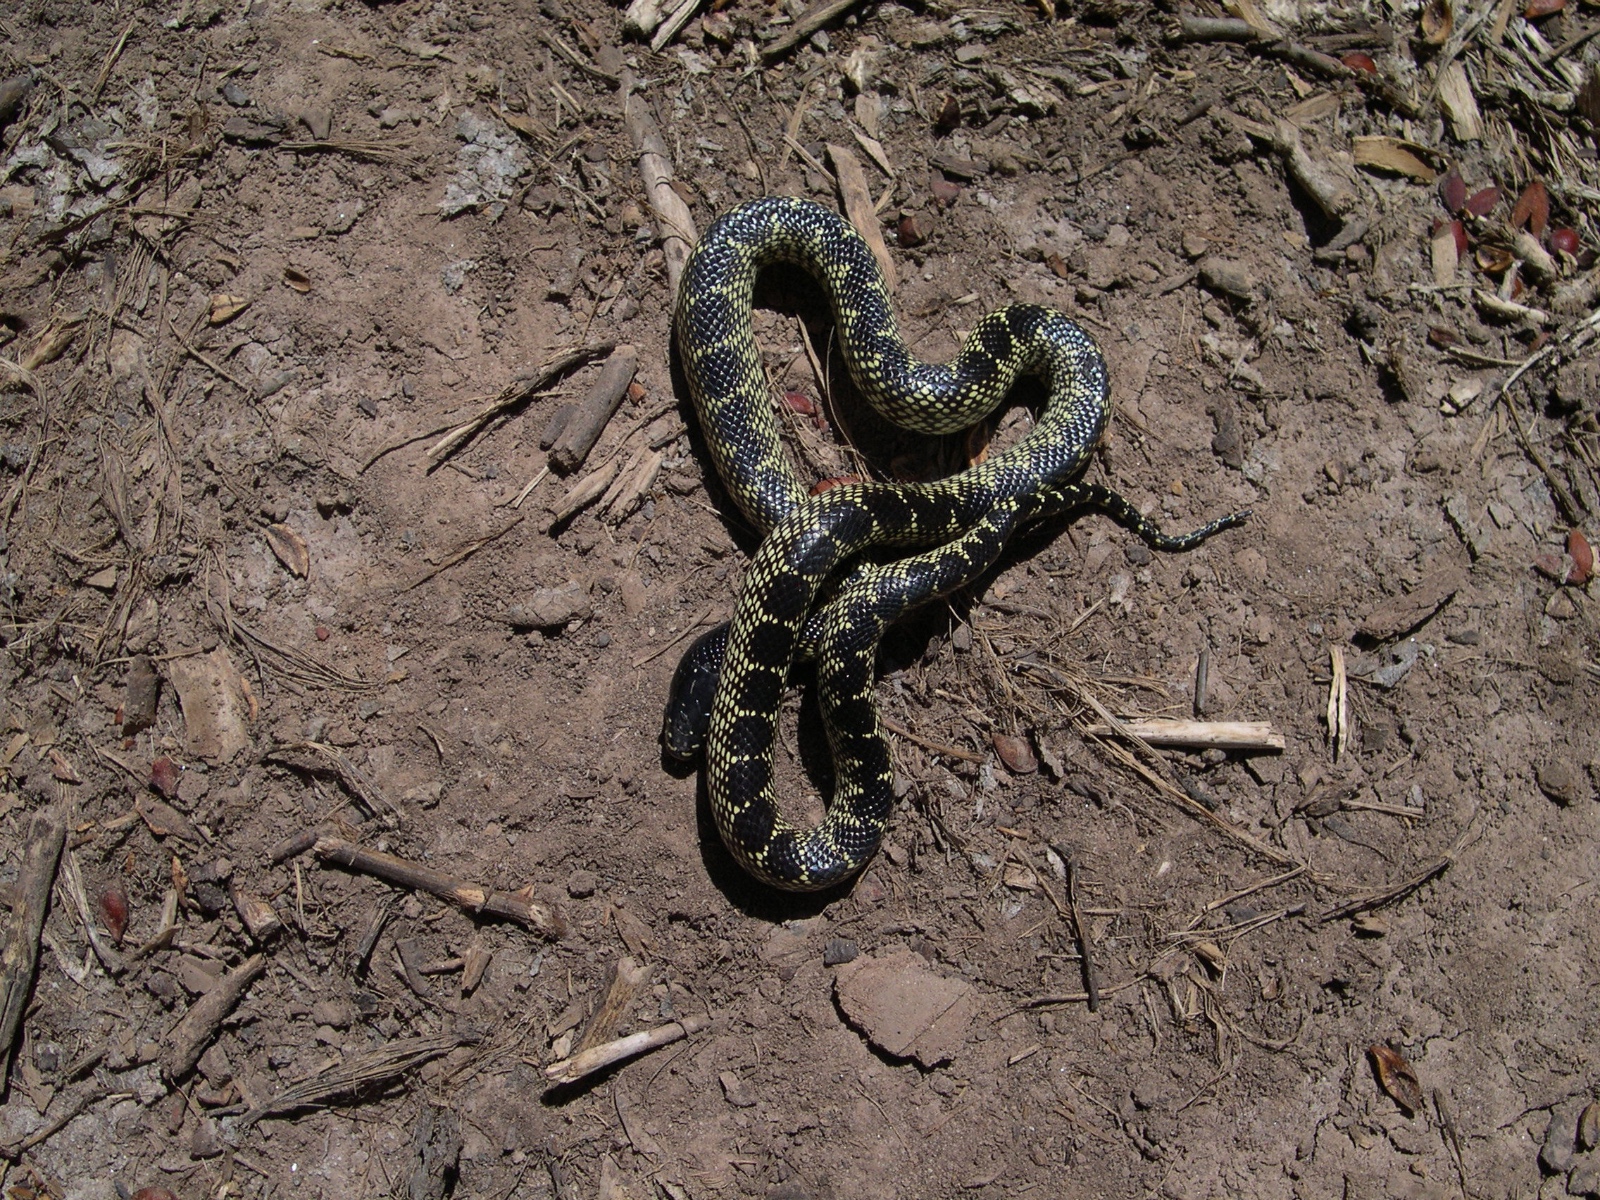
<box><xmin>1439</xmin><ymin>167</ymin><xmax>1467</xmax><ymax>214</ymax></box>
<box><xmin>1341</xmin><ymin>52</ymin><xmax>1378</xmax><ymax>73</ymax></box>
<box><xmin>897</xmin><ymin>214</ymin><xmax>927</xmax><ymax>248</ymax></box>
<box><xmin>98</xmin><ymin>886</ymin><xmax>129</xmax><ymax>943</ymax></box>
<box><xmin>1427</xmin><ymin>326</ymin><xmax>1460</xmax><ymax>348</ymax></box>
<box><xmin>809</xmin><ymin>475</ymin><xmax>864</xmax><ymax>495</ymax></box>
<box><xmin>1533</xmin><ymin>552</ymin><xmax>1575</xmax><ymax>585</ymax></box>
<box><xmin>1511</xmin><ymin>180</ymin><xmax>1549</xmax><ymax>236</ymax></box>
<box><xmin>1550</xmin><ymin>227</ymin><xmax>1581</xmax><ymax>255</ymax></box>
<box><xmin>992</xmin><ymin>732</ymin><xmax>1038</xmax><ymax>774</ymax></box>
<box><xmin>150</xmin><ymin>756</ymin><xmax>180</xmax><ymax>799</ymax></box>
<box><xmin>1567</xmin><ymin>528</ymin><xmax>1593</xmax><ymax>584</ymax></box>
<box><xmin>782</xmin><ymin>390</ymin><xmax>816</xmax><ymax>416</ymax></box>
<box><xmin>930</xmin><ymin>176</ymin><xmax>963</xmax><ymax>207</ymax></box>
<box><xmin>1463</xmin><ymin>186</ymin><xmax>1501</xmax><ymax>217</ymax></box>
<box><xmin>1525</xmin><ymin>0</ymin><xmax>1565</xmax><ymax>16</ymax></box>
<box><xmin>1368</xmin><ymin>1044</ymin><xmax>1425</xmax><ymax>1115</ymax></box>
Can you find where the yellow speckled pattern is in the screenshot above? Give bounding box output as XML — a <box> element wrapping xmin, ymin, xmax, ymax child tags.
<box><xmin>675</xmin><ymin>198</ymin><xmax>1245</xmax><ymax>890</ymax></box>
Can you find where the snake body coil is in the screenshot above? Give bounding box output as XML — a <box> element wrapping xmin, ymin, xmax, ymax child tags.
<box><xmin>671</xmin><ymin>197</ymin><xmax>1245</xmax><ymax>890</ymax></box>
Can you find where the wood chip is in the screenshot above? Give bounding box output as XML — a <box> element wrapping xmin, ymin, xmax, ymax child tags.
<box><xmin>1352</xmin><ymin>136</ymin><xmax>1438</xmax><ymax>182</ymax></box>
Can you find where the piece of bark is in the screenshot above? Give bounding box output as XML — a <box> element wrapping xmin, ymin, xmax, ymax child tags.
<box><xmin>623</xmin><ymin>83</ymin><xmax>697</xmax><ymax>294</ymax></box>
<box><xmin>406</xmin><ymin>1108</ymin><xmax>463</xmax><ymax>1200</ymax></box>
<box><xmin>547</xmin><ymin>346</ymin><xmax>639</xmax><ymax>475</ymax></box>
<box><xmin>313</xmin><ymin>837</ymin><xmax>567</xmax><ymax>939</ymax></box>
<box><xmin>122</xmin><ymin>654</ymin><xmax>160</xmax><ymax>735</ymax></box>
<box><xmin>160</xmin><ymin>954</ymin><xmax>265</xmax><ymax>1080</ymax></box>
<box><xmin>1356</xmin><ymin>570</ymin><xmax>1464</xmax><ymax>642</ymax></box>
<box><xmin>575</xmin><ymin>957</ymin><xmax>653</xmax><ymax>1054</ymax></box>
<box><xmin>461</xmin><ymin>934</ymin><xmax>491</xmax><ymax>994</ymax></box>
<box><xmin>761</xmin><ymin>0</ymin><xmax>868</xmax><ymax>62</ymax></box>
<box><xmin>551</xmin><ymin>459</ymin><xmax>621</xmax><ymax>525</ymax></box>
<box><xmin>827</xmin><ymin>143</ymin><xmax>896</xmax><ymax>292</ymax></box>
<box><xmin>539</xmin><ymin>403</ymin><xmax>576</xmax><ymax>449</ymax></box>
<box><xmin>0</xmin><ymin>807</ymin><xmax>66</xmax><ymax>1076</ymax></box>
<box><xmin>396</xmin><ymin>937</ymin><xmax>433</xmax><ymax>999</ymax></box>
<box><xmin>230</xmin><ymin>883</ymin><xmax>283</xmax><ymax>943</ymax></box>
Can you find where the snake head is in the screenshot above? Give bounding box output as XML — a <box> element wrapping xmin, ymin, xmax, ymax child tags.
<box><xmin>660</xmin><ymin>624</ymin><xmax>730</xmax><ymax>761</ymax></box>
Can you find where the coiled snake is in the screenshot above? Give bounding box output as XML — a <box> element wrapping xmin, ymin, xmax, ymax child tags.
<box><xmin>664</xmin><ymin>196</ymin><xmax>1246</xmax><ymax>890</ymax></box>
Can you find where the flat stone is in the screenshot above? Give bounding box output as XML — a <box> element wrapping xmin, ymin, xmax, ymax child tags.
<box><xmin>833</xmin><ymin>946</ymin><xmax>980</xmax><ymax>1067</ymax></box>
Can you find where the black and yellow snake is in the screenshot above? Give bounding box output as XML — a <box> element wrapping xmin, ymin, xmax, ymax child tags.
<box><xmin>664</xmin><ymin>196</ymin><xmax>1246</xmax><ymax>890</ymax></box>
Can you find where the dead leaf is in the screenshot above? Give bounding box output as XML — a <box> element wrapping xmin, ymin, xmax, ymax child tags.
<box><xmin>136</xmin><ymin>795</ymin><xmax>202</xmax><ymax>843</ymax></box>
<box><xmin>1439</xmin><ymin>167</ymin><xmax>1467</xmax><ymax>214</ymax></box>
<box><xmin>209</xmin><ymin>294</ymin><xmax>250</xmax><ymax>324</ymax></box>
<box><xmin>1525</xmin><ymin>0</ymin><xmax>1565</xmax><ymax>15</ymax></box>
<box><xmin>150</xmin><ymin>755</ymin><xmax>181</xmax><ymax>798</ymax></box>
<box><xmin>1352</xmin><ymin>913</ymin><xmax>1389</xmax><ymax>936</ymax></box>
<box><xmin>1368</xmin><ymin>1044</ymin><xmax>1424</xmax><ymax>1115</ymax></box>
<box><xmin>263</xmin><ymin>523</ymin><xmax>310</xmax><ymax>577</ymax></box>
<box><xmin>49</xmin><ymin>748</ymin><xmax>81</xmax><ymax>783</ymax></box>
<box><xmin>1476</xmin><ymin>244</ymin><xmax>1514</xmax><ymax>274</ymax></box>
<box><xmin>1568</xmin><ymin>528</ymin><xmax>1594</xmax><ymax>584</ymax></box>
<box><xmin>1002</xmin><ymin>863</ymin><xmax>1038</xmax><ymax>892</ymax></box>
<box><xmin>282</xmin><ymin>266</ymin><xmax>312</xmax><ymax>293</ymax></box>
<box><xmin>992</xmin><ymin>732</ymin><xmax>1037</xmax><ymax>773</ymax></box>
<box><xmin>1511</xmin><ymin>180</ymin><xmax>1549</xmax><ymax>237</ymax></box>
<box><xmin>1463</xmin><ymin>186</ymin><xmax>1501</xmax><ymax>217</ymax></box>
<box><xmin>1352</xmin><ymin>136</ymin><xmax>1438</xmax><ymax>183</ymax></box>
<box><xmin>1421</xmin><ymin>0</ymin><xmax>1452</xmax><ymax>43</ymax></box>
<box><xmin>1194</xmin><ymin>941</ymin><xmax>1227</xmax><ymax>974</ymax></box>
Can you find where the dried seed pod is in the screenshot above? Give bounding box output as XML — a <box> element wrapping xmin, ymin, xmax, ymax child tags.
<box><xmin>98</xmin><ymin>886</ymin><xmax>129</xmax><ymax>943</ymax></box>
<box><xmin>1368</xmin><ymin>1044</ymin><xmax>1425</xmax><ymax>1115</ymax></box>
<box><xmin>1463</xmin><ymin>186</ymin><xmax>1501</xmax><ymax>217</ymax></box>
<box><xmin>1340</xmin><ymin>52</ymin><xmax>1378</xmax><ymax>73</ymax></box>
<box><xmin>1567</xmin><ymin>528</ymin><xmax>1593</xmax><ymax>584</ymax></box>
<box><xmin>991</xmin><ymin>733</ymin><xmax>1037</xmax><ymax>774</ymax></box>
<box><xmin>1550</xmin><ymin>227</ymin><xmax>1581</xmax><ymax>255</ymax></box>
<box><xmin>1439</xmin><ymin>167</ymin><xmax>1467</xmax><ymax>214</ymax></box>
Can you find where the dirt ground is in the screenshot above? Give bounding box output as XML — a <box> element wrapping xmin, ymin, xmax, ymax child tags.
<box><xmin>2</xmin><ymin>0</ymin><xmax>1598</xmax><ymax>1197</ymax></box>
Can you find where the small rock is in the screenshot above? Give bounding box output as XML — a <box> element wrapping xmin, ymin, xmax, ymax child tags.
<box><xmin>1537</xmin><ymin>759</ymin><xmax>1585</xmax><ymax>806</ymax></box>
<box><xmin>301</xmin><ymin>108</ymin><xmax>332</xmax><ymax>140</ymax></box>
<box><xmin>1124</xmin><ymin>543</ymin><xmax>1153</xmax><ymax>566</ymax></box>
<box><xmin>220</xmin><ymin>81</ymin><xmax>251</xmax><ymax>107</ymax></box>
<box><xmin>1198</xmin><ymin>257</ymin><xmax>1255</xmax><ymax>302</ymax></box>
<box><xmin>823</xmin><ymin>938</ymin><xmax>858</xmax><ymax>966</ymax></box>
<box><xmin>719</xmin><ymin>1071</ymin><xmax>757</xmax><ymax>1108</ymax></box>
<box><xmin>566</xmin><ymin>869</ymin><xmax>597</xmax><ymax>898</ymax></box>
<box><xmin>833</xmin><ymin>947</ymin><xmax>980</xmax><ymax>1067</ymax></box>
<box><xmin>189</xmin><ymin>1118</ymin><xmax>223</xmax><ymax>1159</ymax></box>
<box><xmin>310</xmin><ymin>998</ymin><xmax>354</xmax><ymax>1028</ymax></box>
<box><xmin>1181</xmin><ymin>232</ymin><xmax>1211</xmax><ymax>259</ymax></box>
<box><xmin>507</xmin><ymin>581</ymin><xmax>592</xmax><ymax>630</ymax></box>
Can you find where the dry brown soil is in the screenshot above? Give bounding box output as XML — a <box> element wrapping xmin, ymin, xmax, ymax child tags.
<box><xmin>1</xmin><ymin>2</ymin><xmax>1598</xmax><ymax>1199</ymax></box>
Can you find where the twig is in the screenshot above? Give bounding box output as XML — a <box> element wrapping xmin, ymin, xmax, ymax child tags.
<box><xmin>311</xmin><ymin>836</ymin><xmax>568</xmax><ymax>939</ymax></box>
<box><xmin>0</xmin><ymin>807</ymin><xmax>65</xmax><ymax>1076</ymax></box>
<box><xmin>881</xmin><ymin>716</ymin><xmax>985</xmax><ymax>763</ymax></box>
<box><xmin>237</xmin><ymin>1031</ymin><xmax>472</xmax><ymax>1127</ymax></box>
<box><xmin>548</xmin><ymin>346</ymin><xmax>639</xmax><ymax>474</ymax></box>
<box><xmin>160</xmin><ymin>954</ymin><xmax>265</xmax><ymax>1080</ymax></box>
<box><xmin>402</xmin><ymin>514</ymin><xmax>526</xmax><ymax>592</ymax></box>
<box><xmin>544</xmin><ymin>1013</ymin><xmax>711</xmax><ymax>1086</ymax></box>
<box><xmin>623</xmin><ymin>77</ymin><xmax>698</xmax><ymax>294</ymax></box>
<box><xmin>761</xmin><ymin>0</ymin><xmax>868</xmax><ymax>63</ymax></box>
<box><xmin>1055</xmin><ymin>848</ymin><xmax>1101</xmax><ymax>1012</ymax></box>
<box><xmin>263</xmin><ymin>741</ymin><xmax>398</xmax><ymax>822</ymax></box>
<box><xmin>56</xmin><ymin>849</ymin><xmax>125</xmax><ymax>976</ymax></box>
<box><xmin>0</xmin><ymin>1086</ymin><xmax>106</xmax><ymax>1161</ymax></box>
<box><xmin>1079</xmin><ymin>718</ymin><xmax>1285</xmax><ymax>752</ymax></box>
<box><xmin>1318</xmin><ymin>809</ymin><xmax>1482</xmax><ymax>922</ymax></box>
<box><xmin>424</xmin><ymin>341</ymin><xmax>616</xmax><ymax>466</ymax></box>
<box><xmin>632</xmin><ymin>606</ymin><xmax>716</xmax><ymax>668</ymax></box>
<box><xmin>827</xmin><ymin>143</ymin><xmax>896</xmax><ymax>291</ymax></box>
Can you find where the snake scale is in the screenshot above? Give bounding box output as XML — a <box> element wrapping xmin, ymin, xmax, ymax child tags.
<box><xmin>664</xmin><ymin>196</ymin><xmax>1247</xmax><ymax>890</ymax></box>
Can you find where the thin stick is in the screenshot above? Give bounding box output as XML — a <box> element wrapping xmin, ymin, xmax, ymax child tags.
<box><xmin>623</xmin><ymin>78</ymin><xmax>697</xmax><ymax>294</ymax></box>
<box><xmin>312</xmin><ymin>837</ymin><xmax>568</xmax><ymax>939</ymax></box>
<box><xmin>1056</xmin><ymin>849</ymin><xmax>1101</xmax><ymax>1012</ymax></box>
<box><xmin>0</xmin><ymin>807</ymin><xmax>66</xmax><ymax>1075</ymax></box>
<box><xmin>762</xmin><ymin>0</ymin><xmax>868</xmax><ymax>62</ymax></box>
<box><xmin>881</xmin><ymin>716</ymin><xmax>985</xmax><ymax>763</ymax></box>
<box><xmin>632</xmin><ymin>606</ymin><xmax>716</xmax><ymax>668</ymax></box>
<box><xmin>1318</xmin><ymin>809</ymin><xmax>1481</xmax><ymax>922</ymax></box>
<box><xmin>402</xmin><ymin>514</ymin><xmax>526</xmax><ymax>592</ymax></box>
<box><xmin>1079</xmin><ymin>718</ymin><xmax>1284</xmax><ymax>752</ymax></box>
<box><xmin>426</xmin><ymin>341</ymin><xmax>615</xmax><ymax>466</ymax></box>
<box><xmin>544</xmin><ymin>1013</ymin><xmax>711</xmax><ymax>1086</ymax></box>
<box><xmin>239</xmin><ymin>1031</ymin><xmax>471</xmax><ymax>1127</ymax></box>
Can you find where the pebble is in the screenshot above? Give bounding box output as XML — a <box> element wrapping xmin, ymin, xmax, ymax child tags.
<box><xmin>221</xmin><ymin>81</ymin><xmax>251</xmax><ymax>107</ymax></box>
<box><xmin>823</xmin><ymin>938</ymin><xmax>858</xmax><ymax>966</ymax></box>
<box><xmin>506</xmin><ymin>581</ymin><xmax>593</xmax><ymax>630</ymax></box>
<box><xmin>566</xmin><ymin>869</ymin><xmax>597</xmax><ymax>898</ymax></box>
<box><xmin>1536</xmin><ymin>759</ymin><xmax>1584</xmax><ymax>806</ymax></box>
